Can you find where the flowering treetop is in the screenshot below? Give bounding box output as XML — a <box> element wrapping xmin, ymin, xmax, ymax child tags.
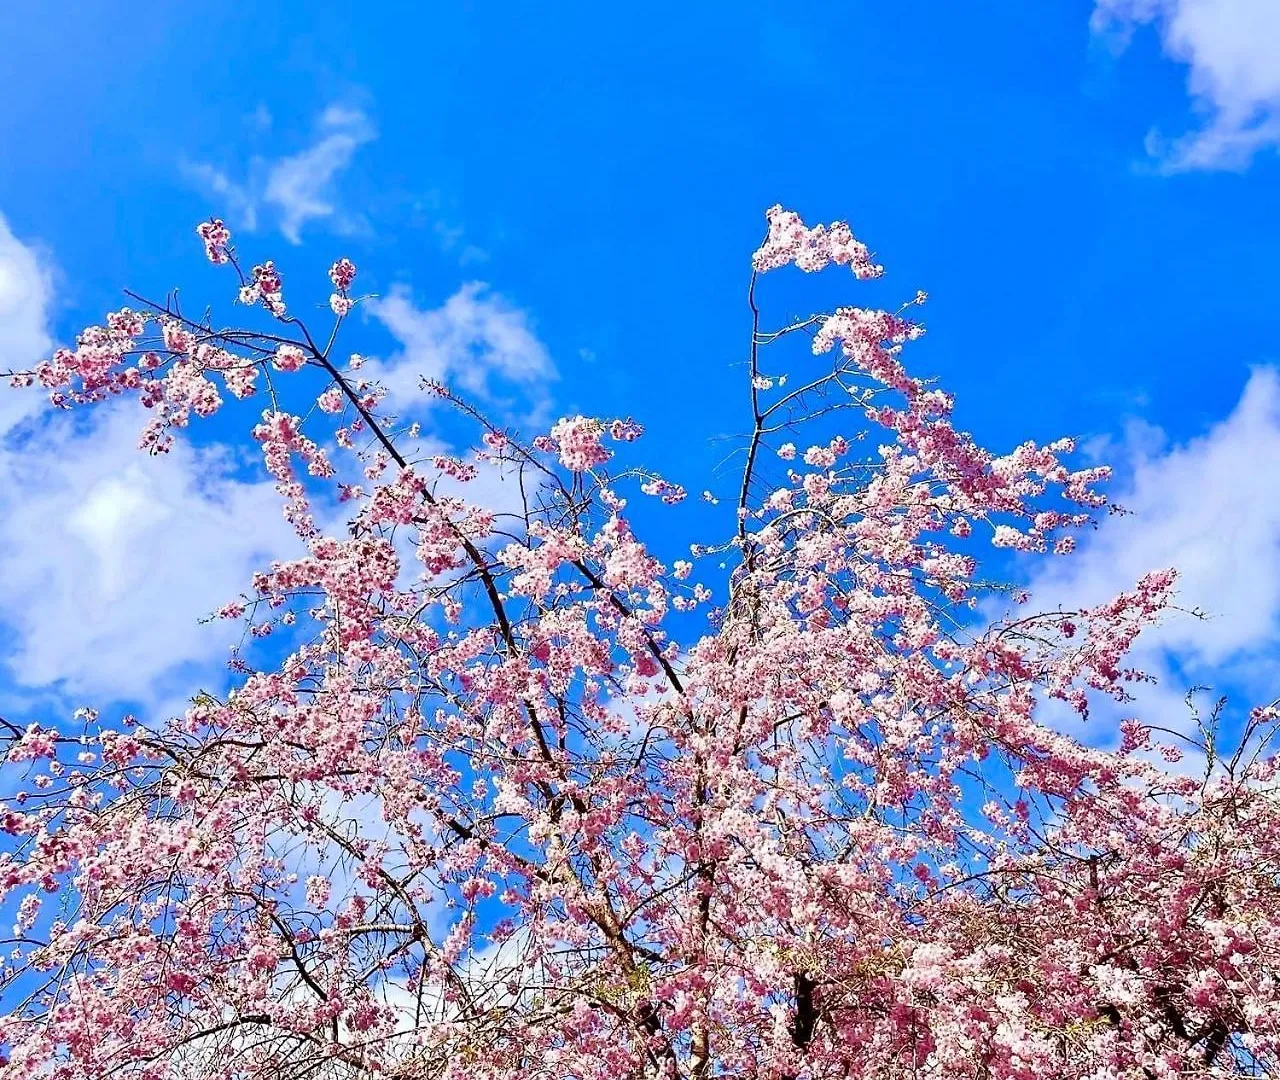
<box><xmin>0</xmin><ymin>204</ymin><xmax>1277</xmax><ymax>1080</ymax></box>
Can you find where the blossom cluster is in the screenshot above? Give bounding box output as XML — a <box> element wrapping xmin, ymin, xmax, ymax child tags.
<box><xmin>0</xmin><ymin>206</ymin><xmax>1275</xmax><ymax>1080</ymax></box>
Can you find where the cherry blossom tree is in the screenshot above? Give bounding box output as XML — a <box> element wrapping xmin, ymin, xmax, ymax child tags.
<box><xmin>1</xmin><ymin>206</ymin><xmax>1277</xmax><ymax>1080</ymax></box>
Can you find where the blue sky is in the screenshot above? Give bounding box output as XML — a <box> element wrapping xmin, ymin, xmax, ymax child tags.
<box><xmin>0</xmin><ymin>0</ymin><xmax>1278</xmax><ymax>747</ymax></box>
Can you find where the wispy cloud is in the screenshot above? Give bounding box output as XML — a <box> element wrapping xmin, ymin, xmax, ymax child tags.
<box><xmin>183</xmin><ymin>104</ymin><xmax>377</xmax><ymax>244</ymax></box>
<box><xmin>367</xmin><ymin>282</ymin><xmax>556</xmax><ymax>424</ymax></box>
<box><xmin>434</xmin><ymin>220</ymin><xmax>489</xmax><ymax>266</ymax></box>
<box><xmin>247</xmin><ymin>103</ymin><xmax>273</xmax><ymax>133</ymax></box>
<box><xmin>1093</xmin><ymin>0</ymin><xmax>1280</xmax><ymax>170</ymax></box>
<box><xmin>265</xmin><ymin>106</ymin><xmax>376</xmax><ymax>243</ymax></box>
<box><xmin>1022</xmin><ymin>367</ymin><xmax>1280</xmax><ymax>743</ymax></box>
<box><xmin>179</xmin><ymin>161</ymin><xmax>260</xmax><ymax>231</ymax></box>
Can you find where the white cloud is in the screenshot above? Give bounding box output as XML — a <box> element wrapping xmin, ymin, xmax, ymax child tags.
<box><xmin>353</xmin><ymin>284</ymin><xmax>561</xmax><ymax>593</ymax></box>
<box><xmin>265</xmin><ymin>107</ymin><xmax>376</xmax><ymax>244</ymax></box>
<box><xmin>433</xmin><ymin>220</ymin><xmax>489</xmax><ymax>266</ymax></box>
<box><xmin>179</xmin><ymin>160</ymin><xmax>259</xmax><ymax>231</ymax></box>
<box><xmin>247</xmin><ymin>103</ymin><xmax>273</xmax><ymax>132</ymax></box>
<box><xmin>0</xmin><ymin>214</ymin><xmax>53</xmax><ymax>434</ymax></box>
<box><xmin>367</xmin><ymin>282</ymin><xmax>556</xmax><ymax>422</ymax></box>
<box><xmin>1093</xmin><ymin>0</ymin><xmax>1280</xmax><ymax>170</ymax></box>
<box><xmin>0</xmin><ymin>402</ymin><xmax>302</xmax><ymax>705</ymax></box>
<box><xmin>1023</xmin><ymin>367</ymin><xmax>1280</xmax><ymax>742</ymax></box>
<box><xmin>183</xmin><ymin>104</ymin><xmax>376</xmax><ymax>244</ymax></box>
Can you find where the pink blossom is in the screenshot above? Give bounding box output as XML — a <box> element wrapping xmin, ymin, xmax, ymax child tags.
<box><xmin>548</xmin><ymin>415</ymin><xmax>611</xmax><ymax>471</ymax></box>
<box><xmin>316</xmin><ymin>385</ymin><xmax>345</xmax><ymax>413</ymax></box>
<box><xmin>1</xmin><ymin>207</ymin><xmax>1275</xmax><ymax>1080</ymax></box>
<box><xmin>328</xmin><ymin>257</ymin><xmax>357</xmax><ymax>291</ymax></box>
<box><xmin>752</xmin><ymin>204</ymin><xmax>884</xmax><ymax>278</ymax></box>
<box><xmin>272</xmin><ymin>344</ymin><xmax>307</xmax><ymax>372</ymax></box>
<box><xmin>195</xmin><ymin>218</ymin><xmax>231</xmax><ymax>264</ymax></box>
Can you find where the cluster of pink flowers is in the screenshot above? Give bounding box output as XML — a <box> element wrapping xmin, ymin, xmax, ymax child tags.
<box><xmin>195</xmin><ymin>217</ymin><xmax>231</xmax><ymax>264</ymax></box>
<box><xmin>329</xmin><ymin>257</ymin><xmax>357</xmax><ymax>291</ymax></box>
<box><xmin>238</xmin><ymin>260</ymin><xmax>285</xmax><ymax>315</ymax></box>
<box><xmin>252</xmin><ymin>410</ymin><xmax>332</xmax><ymax>538</ymax></box>
<box><xmin>272</xmin><ymin>343</ymin><xmax>307</xmax><ymax>372</ymax></box>
<box><xmin>608</xmin><ymin>418</ymin><xmax>643</xmax><ymax>441</ymax></box>
<box><xmin>548</xmin><ymin>415</ymin><xmax>611</xmax><ymax>471</ymax></box>
<box><xmin>752</xmin><ymin>203</ymin><xmax>884</xmax><ymax>278</ymax></box>
<box><xmin>639</xmin><ymin>475</ymin><xmax>687</xmax><ymax>504</ymax></box>
<box><xmin>328</xmin><ymin>257</ymin><xmax>357</xmax><ymax>315</ymax></box>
